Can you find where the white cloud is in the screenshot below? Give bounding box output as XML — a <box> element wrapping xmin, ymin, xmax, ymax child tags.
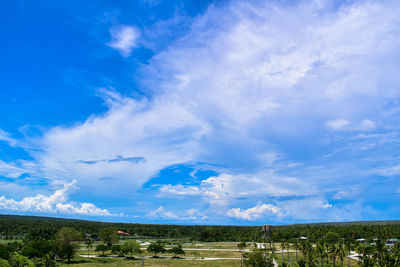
<box><xmin>376</xmin><ymin>163</ymin><xmax>400</xmax><ymax>176</ymax></box>
<box><xmin>227</xmin><ymin>202</ymin><xmax>280</xmax><ymax>220</ymax></box>
<box><xmin>325</xmin><ymin>119</ymin><xmax>350</xmax><ymax>130</ymax></box>
<box><xmin>325</xmin><ymin>119</ymin><xmax>375</xmax><ymax>131</ymax></box>
<box><xmin>32</xmin><ymin>90</ymin><xmax>210</xmax><ymax>195</ymax></box>
<box><xmin>7</xmin><ymin>0</ymin><xmax>400</xmax><ymax>221</ymax></box>
<box><xmin>0</xmin><ymin>180</ymin><xmax>114</xmax><ymax>216</ymax></box>
<box><xmin>357</xmin><ymin>119</ymin><xmax>376</xmax><ymax>131</ymax></box>
<box><xmin>0</xmin><ymin>129</ymin><xmax>17</xmax><ymax>146</ymax></box>
<box><xmin>0</xmin><ymin>160</ymin><xmax>28</xmax><ymax>179</ymax></box>
<box><xmin>108</xmin><ymin>26</ymin><xmax>140</xmax><ymax>56</ymax></box>
<box><xmin>158</xmin><ymin>172</ymin><xmax>316</xmax><ymax>205</ymax></box>
<box><xmin>148</xmin><ymin>206</ymin><xmax>207</xmax><ymax>220</ymax></box>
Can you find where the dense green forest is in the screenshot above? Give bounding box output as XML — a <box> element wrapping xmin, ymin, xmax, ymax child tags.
<box><xmin>1</xmin><ymin>214</ymin><xmax>400</xmax><ymax>266</ymax></box>
<box><xmin>0</xmin><ymin>214</ymin><xmax>400</xmax><ymax>242</ymax></box>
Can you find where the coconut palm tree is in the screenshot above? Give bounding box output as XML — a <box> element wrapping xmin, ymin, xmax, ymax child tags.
<box><xmin>325</xmin><ymin>242</ymin><xmax>330</xmax><ymax>265</ymax></box>
<box><xmin>85</xmin><ymin>238</ymin><xmax>93</xmax><ymax>258</ymax></box>
<box><xmin>372</xmin><ymin>239</ymin><xmax>385</xmax><ymax>266</ymax></box>
<box><xmin>329</xmin><ymin>243</ymin><xmax>338</xmax><ymax>267</ymax></box>
<box><xmin>285</xmin><ymin>240</ymin><xmax>290</xmax><ymax>262</ymax></box>
<box><xmin>238</xmin><ymin>241</ymin><xmax>247</xmax><ymax>267</ymax></box>
<box><xmin>356</xmin><ymin>243</ymin><xmax>375</xmax><ymax>267</ymax></box>
<box><xmin>344</xmin><ymin>240</ymin><xmax>353</xmax><ymax>267</ymax></box>
<box><xmin>292</xmin><ymin>238</ymin><xmax>299</xmax><ymax>260</ymax></box>
<box><xmin>316</xmin><ymin>241</ymin><xmax>325</xmax><ymax>267</ymax></box>
<box><xmin>337</xmin><ymin>242</ymin><xmax>346</xmax><ymax>267</ymax></box>
<box><xmin>280</xmin><ymin>242</ymin><xmax>286</xmax><ymax>263</ymax></box>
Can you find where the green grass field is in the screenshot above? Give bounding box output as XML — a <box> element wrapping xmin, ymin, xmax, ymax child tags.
<box><xmin>58</xmin><ymin>256</ymin><xmax>240</xmax><ymax>267</ymax></box>
<box><xmin>273</xmin><ymin>252</ymin><xmax>360</xmax><ymax>267</ymax></box>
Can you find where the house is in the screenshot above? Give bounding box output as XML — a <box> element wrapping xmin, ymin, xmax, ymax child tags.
<box><xmin>117</xmin><ymin>230</ymin><xmax>131</xmax><ymax>237</ymax></box>
<box><xmin>386</xmin><ymin>238</ymin><xmax>399</xmax><ymax>246</ymax></box>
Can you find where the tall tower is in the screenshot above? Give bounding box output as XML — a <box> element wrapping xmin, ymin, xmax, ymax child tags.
<box><xmin>261</xmin><ymin>225</ymin><xmax>273</xmax><ymax>251</ymax></box>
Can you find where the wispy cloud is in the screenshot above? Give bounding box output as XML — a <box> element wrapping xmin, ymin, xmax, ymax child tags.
<box><xmin>325</xmin><ymin>119</ymin><xmax>375</xmax><ymax>131</ymax></box>
<box><xmin>4</xmin><ymin>0</ymin><xmax>400</xmax><ymax>222</ymax></box>
<box><xmin>0</xmin><ymin>129</ymin><xmax>17</xmax><ymax>146</ymax></box>
<box><xmin>108</xmin><ymin>26</ymin><xmax>140</xmax><ymax>56</ymax></box>
<box><xmin>148</xmin><ymin>206</ymin><xmax>208</xmax><ymax>220</ymax></box>
<box><xmin>77</xmin><ymin>155</ymin><xmax>146</xmax><ymax>165</ymax></box>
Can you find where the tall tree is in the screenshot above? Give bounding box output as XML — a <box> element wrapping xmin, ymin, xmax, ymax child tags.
<box><xmin>316</xmin><ymin>241</ymin><xmax>325</xmax><ymax>267</ymax></box>
<box><xmin>170</xmin><ymin>244</ymin><xmax>185</xmax><ymax>258</ymax></box>
<box><xmin>337</xmin><ymin>242</ymin><xmax>346</xmax><ymax>267</ymax></box>
<box><xmin>244</xmin><ymin>249</ymin><xmax>274</xmax><ymax>267</ymax></box>
<box><xmin>238</xmin><ymin>241</ymin><xmax>247</xmax><ymax>267</ymax></box>
<box><xmin>99</xmin><ymin>227</ymin><xmax>119</xmax><ymax>247</ymax></box>
<box><xmin>85</xmin><ymin>239</ymin><xmax>93</xmax><ymax>258</ymax></box>
<box><xmin>54</xmin><ymin>227</ymin><xmax>81</xmax><ymax>263</ymax></box>
<box><xmin>121</xmin><ymin>240</ymin><xmax>141</xmax><ymax>259</ymax></box>
<box><xmin>292</xmin><ymin>238</ymin><xmax>299</xmax><ymax>261</ymax></box>
<box><xmin>344</xmin><ymin>240</ymin><xmax>353</xmax><ymax>267</ymax></box>
<box><xmin>147</xmin><ymin>241</ymin><xmax>166</xmax><ymax>258</ymax></box>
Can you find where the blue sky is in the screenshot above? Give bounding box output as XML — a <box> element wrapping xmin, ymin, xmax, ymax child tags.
<box><xmin>1</xmin><ymin>0</ymin><xmax>400</xmax><ymax>225</ymax></box>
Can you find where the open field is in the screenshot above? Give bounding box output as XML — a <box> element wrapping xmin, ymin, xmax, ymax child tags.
<box><xmin>70</xmin><ymin>242</ymin><xmax>363</xmax><ymax>266</ymax></box>
<box><xmin>58</xmin><ymin>257</ymin><xmax>241</xmax><ymax>267</ymax></box>
<box><xmin>273</xmin><ymin>252</ymin><xmax>360</xmax><ymax>267</ymax></box>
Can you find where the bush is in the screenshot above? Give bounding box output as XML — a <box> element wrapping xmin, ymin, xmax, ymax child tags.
<box><xmin>0</xmin><ymin>259</ymin><xmax>10</xmax><ymax>267</ymax></box>
<box><xmin>22</xmin><ymin>240</ymin><xmax>54</xmax><ymax>258</ymax></box>
<box><xmin>244</xmin><ymin>249</ymin><xmax>274</xmax><ymax>267</ymax></box>
<box><xmin>95</xmin><ymin>244</ymin><xmax>109</xmax><ymax>257</ymax></box>
<box><xmin>8</xmin><ymin>252</ymin><xmax>34</xmax><ymax>267</ymax></box>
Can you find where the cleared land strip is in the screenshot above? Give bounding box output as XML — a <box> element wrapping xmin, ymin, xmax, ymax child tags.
<box><xmin>79</xmin><ymin>254</ymin><xmax>278</xmax><ymax>265</ymax></box>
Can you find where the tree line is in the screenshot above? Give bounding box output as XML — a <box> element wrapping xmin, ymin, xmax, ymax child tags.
<box><xmin>1</xmin><ymin>215</ymin><xmax>399</xmax><ymax>242</ymax></box>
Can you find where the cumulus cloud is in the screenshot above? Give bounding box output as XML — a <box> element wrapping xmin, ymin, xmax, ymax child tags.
<box><xmin>0</xmin><ymin>180</ymin><xmax>114</xmax><ymax>216</ymax></box>
<box><xmin>227</xmin><ymin>202</ymin><xmax>280</xmax><ymax>220</ymax></box>
<box><xmin>158</xmin><ymin>172</ymin><xmax>316</xmax><ymax>204</ymax></box>
<box><xmin>7</xmin><ymin>0</ymin><xmax>400</xmax><ymax>221</ymax></box>
<box><xmin>148</xmin><ymin>206</ymin><xmax>207</xmax><ymax>220</ymax></box>
<box><xmin>108</xmin><ymin>26</ymin><xmax>140</xmax><ymax>56</ymax></box>
<box><xmin>31</xmin><ymin>91</ymin><xmax>210</xmax><ymax>195</ymax></box>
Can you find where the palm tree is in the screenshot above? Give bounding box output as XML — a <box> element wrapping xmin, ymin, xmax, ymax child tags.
<box><xmin>300</xmin><ymin>240</ymin><xmax>307</xmax><ymax>257</ymax></box>
<box><xmin>280</xmin><ymin>242</ymin><xmax>286</xmax><ymax>263</ymax></box>
<box><xmin>238</xmin><ymin>241</ymin><xmax>247</xmax><ymax>267</ymax></box>
<box><xmin>329</xmin><ymin>243</ymin><xmax>338</xmax><ymax>267</ymax></box>
<box><xmin>85</xmin><ymin>238</ymin><xmax>93</xmax><ymax>257</ymax></box>
<box><xmin>337</xmin><ymin>242</ymin><xmax>346</xmax><ymax>267</ymax></box>
<box><xmin>295</xmin><ymin>258</ymin><xmax>306</xmax><ymax>267</ymax></box>
<box><xmin>344</xmin><ymin>240</ymin><xmax>353</xmax><ymax>267</ymax></box>
<box><xmin>356</xmin><ymin>243</ymin><xmax>375</xmax><ymax>267</ymax></box>
<box><xmin>373</xmin><ymin>239</ymin><xmax>385</xmax><ymax>266</ymax></box>
<box><xmin>316</xmin><ymin>241</ymin><xmax>325</xmax><ymax>267</ymax></box>
<box><xmin>325</xmin><ymin>242</ymin><xmax>330</xmax><ymax>265</ymax></box>
<box><xmin>292</xmin><ymin>238</ymin><xmax>299</xmax><ymax>261</ymax></box>
<box><xmin>285</xmin><ymin>240</ymin><xmax>290</xmax><ymax>262</ymax></box>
